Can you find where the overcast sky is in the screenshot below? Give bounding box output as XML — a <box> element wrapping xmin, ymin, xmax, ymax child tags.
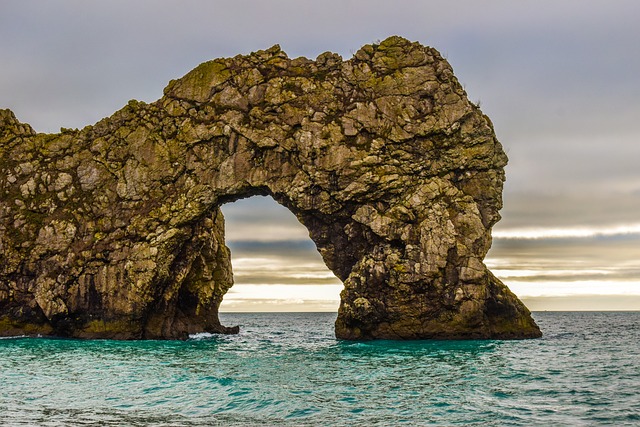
<box><xmin>2</xmin><ymin>1</ymin><xmax>639</xmax><ymax>310</ymax></box>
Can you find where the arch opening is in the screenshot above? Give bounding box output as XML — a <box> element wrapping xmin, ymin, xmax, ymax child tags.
<box><xmin>218</xmin><ymin>196</ymin><xmax>342</xmax><ymax>313</ymax></box>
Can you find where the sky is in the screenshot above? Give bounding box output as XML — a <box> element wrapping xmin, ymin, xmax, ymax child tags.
<box><xmin>2</xmin><ymin>0</ymin><xmax>639</xmax><ymax>311</ymax></box>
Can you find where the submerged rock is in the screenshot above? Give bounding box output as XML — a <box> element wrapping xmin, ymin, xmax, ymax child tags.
<box><xmin>0</xmin><ymin>36</ymin><xmax>541</xmax><ymax>340</ymax></box>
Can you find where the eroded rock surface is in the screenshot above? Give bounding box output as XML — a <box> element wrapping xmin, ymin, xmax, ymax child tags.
<box><xmin>0</xmin><ymin>36</ymin><xmax>541</xmax><ymax>339</ymax></box>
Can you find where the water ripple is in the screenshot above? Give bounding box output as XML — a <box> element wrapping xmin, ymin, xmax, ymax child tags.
<box><xmin>1</xmin><ymin>312</ymin><xmax>639</xmax><ymax>426</ymax></box>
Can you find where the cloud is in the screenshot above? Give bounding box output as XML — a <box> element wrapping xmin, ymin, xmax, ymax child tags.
<box><xmin>228</xmin><ymin>240</ymin><xmax>318</xmax><ymax>256</ymax></box>
<box><xmin>496</xmin><ymin>192</ymin><xmax>640</xmax><ymax>230</ymax></box>
<box><xmin>230</xmin><ymin>255</ymin><xmax>340</xmax><ymax>286</ymax></box>
<box><xmin>488</xmin><ymin>233</ymin><xmax>640</xmax><ymax>273</ymax></box>
<box><xmin>222</xmin><ymin>197</ymin><xmax>311</xmax><ymax>242</ymax></box>
<box><xmin>507</xmin><ymin>281</ymin><xmax>640</xmax><ymax>298</ymax></box>
<box><xmin>493</xmin><ymin>224</ymin><xmax>640</xmax><ymax>240</ymax></box>
<box><xmin>219</xmin><ymin>284</ymin><xmax>342</xmax><ymax>312</ymax></box>
<box><xmin>3</xmin><ymin>1</ymin><xmax>640</xmax><ymax>310</ymax></box>
<box><xmin>521</xmin><ymin>295</ymin><xmax>640</xmax><ymax>312</ymax></box>
<box><xmin>487</xmin><ymin>234</ymin><xmax>640</xmax><ymax>302</ymax></box>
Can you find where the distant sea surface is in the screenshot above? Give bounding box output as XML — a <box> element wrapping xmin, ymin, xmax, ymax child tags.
<box><xmin>1</xmin><ymin>312</ymin><xmax>639</xmax><ymax>426</ymax></box>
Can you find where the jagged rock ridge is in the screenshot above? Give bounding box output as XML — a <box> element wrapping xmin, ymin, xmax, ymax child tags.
<box><xmin>0</xmin><ymin>36</ymin><xmax>541</xmax><ymax>339</ymax></box>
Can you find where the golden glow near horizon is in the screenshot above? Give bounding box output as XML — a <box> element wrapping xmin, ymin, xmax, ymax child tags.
<box><xmin>219</xmin><ymin>284</ymin><xmax>342</xmax><ymax>312</ymax></box>
<box><xmin>218</xmin><ymin>198</ymin><xmax>640</xmax><ymax>312</ymax></box>
<box><xmin>492</xmin><ymin>223</ymin><xmax>640</xmax><ymax>239</ymax></box>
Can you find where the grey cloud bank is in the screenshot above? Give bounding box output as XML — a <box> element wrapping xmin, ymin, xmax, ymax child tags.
<box><xmin>2</xmin><ymin>0</ymin><xmax>639</xmax><ymax>309</ymax></box>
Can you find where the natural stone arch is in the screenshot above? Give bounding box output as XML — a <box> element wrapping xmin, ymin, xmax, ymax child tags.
<box><xmin>0</xmin><ymin>36</ymin><xmax>541</xmax><ymax>339</ymax></box>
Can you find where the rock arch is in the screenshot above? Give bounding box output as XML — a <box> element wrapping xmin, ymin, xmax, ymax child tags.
<box><xmin>0</xmin><ymin>37</ymin><xmax>541</xmax><ymax>339</ymax></box>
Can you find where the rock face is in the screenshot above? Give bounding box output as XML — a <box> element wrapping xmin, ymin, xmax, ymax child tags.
<box><xmin>0</xmin><ymin>36</ymin><xmax>541</xmax><ymax>340</ymax></box>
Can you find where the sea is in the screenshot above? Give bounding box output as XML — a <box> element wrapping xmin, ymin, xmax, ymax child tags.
<box><xmin>1</xmin><ymin>311</ymin><xmax>639</xmax><ymax>426</ymax></box>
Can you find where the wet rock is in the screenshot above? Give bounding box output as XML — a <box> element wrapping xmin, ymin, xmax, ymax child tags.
<box><xmin>0</xmin><ymin>36</ymin><xmax>540</xmax><ymax>339</ymax></box>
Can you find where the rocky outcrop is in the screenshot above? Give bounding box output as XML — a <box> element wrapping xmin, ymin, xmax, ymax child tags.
<box><xmin>0</xmin><ymin>36</ymin><xmax>541</xmax><ymax>339</ymax></box>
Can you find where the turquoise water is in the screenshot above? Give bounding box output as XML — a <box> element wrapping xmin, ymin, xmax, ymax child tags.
<box><xmin>1</xmin><ymin>312</ymin><xmax>639</xmax><ymax>426</ymax></box>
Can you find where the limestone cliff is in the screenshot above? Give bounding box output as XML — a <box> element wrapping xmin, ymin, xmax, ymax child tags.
<box><xmin>0</xmin><ymin>36</ymin><xmax>541</xmax><ymax>339</ymax></box>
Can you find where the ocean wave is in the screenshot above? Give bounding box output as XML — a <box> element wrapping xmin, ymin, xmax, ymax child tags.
<box><xmin>0</xmin><ymin>335</ymin><xmax>28</xmax><ymax>340</ymax></box>
<box><xmin>188</xmin><ymin>332</ymin><xmax>216</xmax><ymax>340</ymax></box>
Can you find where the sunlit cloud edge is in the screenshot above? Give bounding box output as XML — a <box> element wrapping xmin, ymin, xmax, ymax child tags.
<box><xmin>493</xmin><ymin>223</ymin><xmax>640</xmax><ymax>239</ymax></box>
